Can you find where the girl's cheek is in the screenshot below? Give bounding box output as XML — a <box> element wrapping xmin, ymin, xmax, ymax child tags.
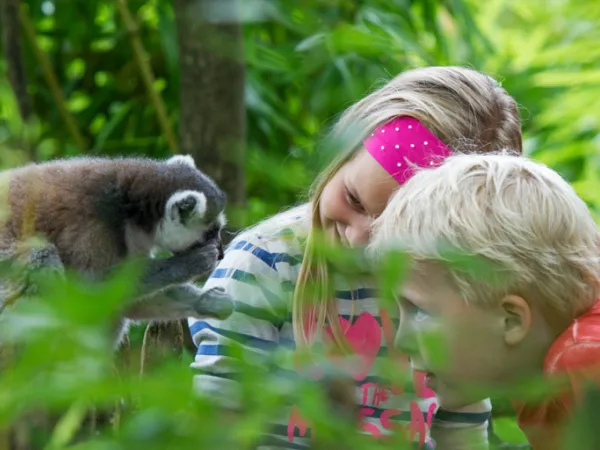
<box><xmin>318</xmin><ymin>186</ymin><xmax>335</xmax><ymax>222</ymax></box>
<box><xmin>319</xmin><ymin>180</ymin><xmax>345</xmax><ymax>222</ymax></box>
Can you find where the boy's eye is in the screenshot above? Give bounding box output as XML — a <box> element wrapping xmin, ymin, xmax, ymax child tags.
<box><xmin>414</xmin><ymin>307</ymin><xmax>431</xmax><ymax>323</ymax></box>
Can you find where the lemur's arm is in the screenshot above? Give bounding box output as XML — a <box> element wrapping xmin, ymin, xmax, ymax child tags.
<box><xmin>8</xmin><ymin>239</ymin><xmax>232</xmax><ymax>321</ymax></box>
<box><xmin>123</xmin><ymin>240</ymin><xmax>233</xmax><ymax>321</ymax></box>
<box><xmin>134</xmin><ymin>240</ymin><xmax>221</xmax><ymax>297</ymax></box>
<box><xmin>18</xmin><ymin>242</ymin><xmax>65</xmax><ymax>297</ymax></box>
<box><xmin>123</xmin><ymin>283</ymin><xmax>233</xmax><ymax>321</ymax></box>
<box><xmin>0</xmin><ymin>241</ymin><xmax>65</xmax><ymax>313</ymax></box>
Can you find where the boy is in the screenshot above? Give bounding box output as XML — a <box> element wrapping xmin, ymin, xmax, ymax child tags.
<box><xmin>367</xmin><ymin>151</ymin><xmax>600</xmax><ymax>450</ymax></box>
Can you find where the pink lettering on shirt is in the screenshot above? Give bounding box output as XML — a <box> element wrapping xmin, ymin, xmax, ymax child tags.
<box><xmin>324</xmin><ymin>313</ymin><xmax>381</xmax><ymax>381</ymax></box>
<box><xmin>289</xmin><ymin>311</ymin><xmax>438</xmax><ymax>448</ymax></box>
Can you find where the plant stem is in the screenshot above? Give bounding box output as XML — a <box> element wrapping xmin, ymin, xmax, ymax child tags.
<box><xmin>115</xmin><ymin>0</ymin><xmax>179</xmax><ymax>154</ymax></box>
<box><xmin>1</xmin><ymin>0</ymin><xmax>32</xmax><ymax>121</ymax></box>
<box><xmin>19</xmin><ymin>3</ymin><xmax>87</xmax><ymax>152</ymax></box>
<box><xmin>44</xmin><ymin>399</ymin><xmax>88</xmax><ymax>450</ymax></box>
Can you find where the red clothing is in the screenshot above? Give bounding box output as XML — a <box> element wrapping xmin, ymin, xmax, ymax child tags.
<box><xmin>512</xmin><ymin>301</ymin><xmax>600</xmax><ymax>449</ymax></box>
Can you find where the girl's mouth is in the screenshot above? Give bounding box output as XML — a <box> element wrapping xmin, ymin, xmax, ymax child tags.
<box><xmin>335</xmin><ymin>224</ymin><xmax>348</xmax><ymax>246</ymax></box>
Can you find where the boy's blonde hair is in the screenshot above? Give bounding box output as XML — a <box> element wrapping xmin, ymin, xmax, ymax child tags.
<box><xmin>294</xmin><ymin>66</ymin><xmax>523</xmax><ymax>348</ymax></box>
<box><xmin>369</xmin><ymin>152</ymin><xmax>600</xmax><ymax>317</ymax></box>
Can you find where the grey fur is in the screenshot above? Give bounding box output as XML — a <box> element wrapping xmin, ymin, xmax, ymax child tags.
<box><xmin>125</xmin><ymin>284</ymin><xmax>233</xmax><ymax>321</ymax></box>
<box><xmin>136</xmin><ymin>242</ymin><xmax>221</xmax><ymax>296</ymax></box>
<box><xmin>0</xmin><ymin>154</ymin><xmax>234</xmax><ymax>345</ymax></box>
<box><xmin>21</xmin><ymin>243</ymin><xmax>65</xmax><ymax>296</ymax></box>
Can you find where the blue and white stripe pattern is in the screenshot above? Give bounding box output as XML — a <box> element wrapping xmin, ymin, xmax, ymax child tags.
<box><xmin>189</xmin><ymin>204</ymin><xmax>491</xmax><ymax>449</ymax></box>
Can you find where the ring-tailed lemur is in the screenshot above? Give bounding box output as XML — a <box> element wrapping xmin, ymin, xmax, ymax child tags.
<box><xmin>0</xmin><ymin>154</ymin><xmax>233</xmax><ymax>345</ymax></box>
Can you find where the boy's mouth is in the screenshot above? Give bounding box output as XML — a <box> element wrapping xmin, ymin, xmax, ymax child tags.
<box><xmin>424</xmin><ymin>372</ymin><xmax>437</xmax><ymax>390</ymax></box>
<box><xmin>412</xmin><ymin>361</ymin><xmax>438</xmax><ymax>390</ymax></box>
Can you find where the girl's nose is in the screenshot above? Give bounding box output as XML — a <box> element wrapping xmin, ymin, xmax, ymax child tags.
<box><xmin>345</xmin><ymin>216</ymin><xmax>373</xmax><ymax>247</ymax></box>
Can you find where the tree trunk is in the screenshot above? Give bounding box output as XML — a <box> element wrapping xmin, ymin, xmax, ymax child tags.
<box><xmin>169</xmin><ymin>0</ymin><xmax>247</xmax><ymax>356</ymax></box>
<box><xmin>173</xmin><ymin>0</ymin><xmax>246</xmax><ymax>215</ymax></box>
<box><xmin>138</xmin><ymin>0</ymin><xmax>247</xmax><ymax>365</ymax></box>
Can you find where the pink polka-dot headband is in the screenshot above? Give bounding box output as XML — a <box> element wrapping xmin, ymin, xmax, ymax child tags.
<box><xmin>363</xmin><ymin>116</ymin><xmax>453</xmax><ymax>185</ymax></box>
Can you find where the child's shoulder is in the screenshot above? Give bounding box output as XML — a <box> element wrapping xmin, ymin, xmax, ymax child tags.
<box><xmin>226</xmin><ymin>203</ymin><xmax>308</xmax><ymax>266</ymax></box>
<box><xmin>545</xmin><ymin>301</ymin><xmax>600</xmax><ymax>373</ymax></box>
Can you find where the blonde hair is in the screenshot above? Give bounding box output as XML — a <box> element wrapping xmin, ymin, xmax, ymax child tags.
<box><xmin>368</xmin><ymin>151</ymin><xmax>600</xmax><ymax>317</ymax></box>
<box><xmin>293</xmin><ymin>66</ymin><xmax>524</xmax><ymax>349</ymax></box>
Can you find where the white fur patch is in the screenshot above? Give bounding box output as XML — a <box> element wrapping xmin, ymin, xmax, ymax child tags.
<box><xmin>217</xmin><ymin>212</ymin><xmax>227</xmax><ymax>228</ymax></box>
<box><xmin>155</xmin><ymin>190</ymin><xmax>208</xmax><ymax>252</ymax></box>
<box><xmin>167</xmin><ymin>154</ymin><xmax>196</xmax><ymax>168</ymax></box>
<box><xmin>167</xmin><ymin>190</ymin><xmax>207</xmax><ymax>219</ymax></box>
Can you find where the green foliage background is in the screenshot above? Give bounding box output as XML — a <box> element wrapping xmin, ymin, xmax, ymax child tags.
<box><xmin>1</xmin><ymin>0</ymin><xmax>599</xmax><ymax>448</ymax></box>
<box><xmin>5</xmin><ymin>0</ymin><xmax>599</xmax><ymax>223</ymax></box>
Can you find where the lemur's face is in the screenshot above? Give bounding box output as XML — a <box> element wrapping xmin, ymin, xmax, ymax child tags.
<box><xmin>153</xmin><ymin>154</ymin><xmax>227</xmax><ymax>256</ymax></box>
<box><xmin>155</xmin><ymin>189</ymin><xmax>226</xmax><ymax>254</ymax></box>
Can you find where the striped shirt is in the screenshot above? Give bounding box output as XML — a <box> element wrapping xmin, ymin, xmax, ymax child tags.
<box><xmin>189</xmin><ymin>204</ymin><xmax>491</xmax><ymax>449</ymax></box>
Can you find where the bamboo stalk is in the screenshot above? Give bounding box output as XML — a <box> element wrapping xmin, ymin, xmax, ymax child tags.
<box><xmin>44</xmin><ymin>400</ymin><xmax>88</xmax><ymax>450</ymax></box>
<box><xmin>18</xmin><ymin>4</ymin><xmax>87</xmax><ymax>152</ymax></box>
<box><xmin>115</xmin><ymin>0</ymin><xmax>179</xmax><ymax>154</ymax></box>
<box><xmin>1</xmin><ymin>0</ymin><xmax>32</xmax><ymax>121</ymax></box>
<box><xmin>3</xmin><ymin>0</ymin><xmax>38</xmax><ymax>161</ymax></box>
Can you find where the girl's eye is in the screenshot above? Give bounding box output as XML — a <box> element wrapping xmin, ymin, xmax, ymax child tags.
<box><xmin>346</xmin><ymin>189</ymin><xmax>365</xmax><ymax>212</ymax></box>
<box><xmin>414</xmin><ymin>307</ymin><xmax>431</xmax><ymax>323</ymax></box>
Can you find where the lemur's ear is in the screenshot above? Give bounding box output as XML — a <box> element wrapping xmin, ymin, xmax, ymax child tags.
<box><xmin>167</xmin><ymin>154</ymin><xmax>196</xmax><ymax>169</ymax></box>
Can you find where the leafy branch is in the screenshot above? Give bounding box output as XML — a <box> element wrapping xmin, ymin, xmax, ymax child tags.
<box><xmin>18</xmin><ymin>3</ymin><xmax>87</xmax><ymax>153</ymax></box>
<box><xmin>115</xmin><ymin>0</ymin><xmax>179</xmax><ymax>155</ymax></box>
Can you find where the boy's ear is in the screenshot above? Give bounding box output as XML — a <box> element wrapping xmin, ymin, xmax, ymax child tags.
<box><xmin>500</xmin><ymin>295</ymin><xmax>531</xmax><ymax>346</ymax></box>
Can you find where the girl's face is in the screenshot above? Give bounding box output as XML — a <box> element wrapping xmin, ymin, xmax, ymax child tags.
<box><xmin>319</xmin><ymin>150</ymin><xmax>399</xmax><ymax>247</ymax></box>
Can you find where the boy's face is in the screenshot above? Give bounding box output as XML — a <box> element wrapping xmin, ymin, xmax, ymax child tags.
<box><xmin>394</xmin><ymin>262</ymin><xmax>531</xmax><ymax>409</ymax></box>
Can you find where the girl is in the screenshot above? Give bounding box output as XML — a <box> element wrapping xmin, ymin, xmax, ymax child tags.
<box><xmin>188</xmin><ymin>66</ymin><xmax>523</xmax><ymax>449</ymax></box>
